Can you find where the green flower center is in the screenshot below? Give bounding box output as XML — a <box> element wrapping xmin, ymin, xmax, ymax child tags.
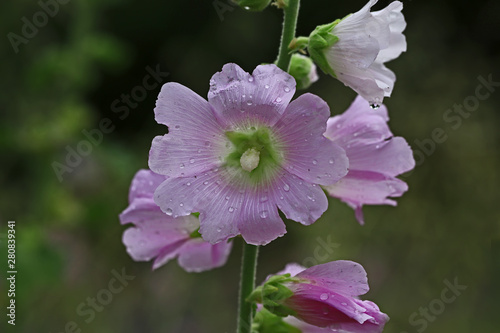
<box><xmin>225</xmin><ymin>127</ymin><xmax>282</xmax><ymax>184</ymax></box>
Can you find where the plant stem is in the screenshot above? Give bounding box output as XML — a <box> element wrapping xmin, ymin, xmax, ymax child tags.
<box><xmin>237</xmin><ymin>242</ymin><xmax>259</xmax><ymax>333</ymax></box>
<box><xmin>276</xmin><ymin>0</ymin><xmax>301</xmax><ymax>72</ymax></box>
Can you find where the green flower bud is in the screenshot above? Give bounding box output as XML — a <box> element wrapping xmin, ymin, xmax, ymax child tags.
<box><xmin>288</xmin><ymin>54</ymin><xmax>318</xmax><ymax>90</ymax></box>
<box><xmin>234</xmin><ymin>0</ymin><xmax>272</xmax><ymax>12</ymax></box>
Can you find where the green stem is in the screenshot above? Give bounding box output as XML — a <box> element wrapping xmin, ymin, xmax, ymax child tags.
<box><xmin>237</xmin><ymin>242</ymin><xmax>259</xmax><ymax>333</ymax></box>
<box><xmin>276</xmin><ymin>0</ymin><xmax>301</xmax><ymax>72</ymax></box>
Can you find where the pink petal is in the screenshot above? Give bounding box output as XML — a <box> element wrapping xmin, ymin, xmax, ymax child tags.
<box><xmin>274</xmin><ymin>93</ymin><xmax>349</xmax><ymax>186</ymax></box>
<box><xmin>153</xmin><ymin>167</ymin><xmax>242</xmax><ymax>244</ymax></box>
<box><xmin>237</xmin><ymin>185</ymin><xmax>287</xmax><ymax>245</ymax></box>
<box><xmin>150</xmin><ymin>82</ymin><xmax>227</xmax><ymax>177</ymax></box>
<box><xmin>286</xmin><ymin>284</ymin><xmax>374</xmax><ymax>327</ymax></box>
<box><xmin>207</xmin><ymin>63</ymin><xmax>296</xmax><ymax>128</ymax></box>
<box><xmin>324</xmin><ymin>171</ymin><xmax>408</xmax><ymax>224</ymax></box>
<box><xmin>271</xmin><ymin>170</ymin><xmax>329</xmax><ymax>226</ymax></box>
<box><xmin>177</xmin><ymin>238</ymin><xmax>233</xmax><ymax>272</ymax></box>
<box><xmin>295</xmin><ymin>260</ymin><xmax>369</xmax><ymax>297</ymax></box>
<box><xmin>127</xmin><ymin>169</ymin><xmax>166</xmax><ymax>203</ymax></box>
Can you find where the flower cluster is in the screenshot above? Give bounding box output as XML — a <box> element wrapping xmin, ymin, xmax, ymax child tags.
<box><xmin>119</xmin><ymin>0</ymin><xmax>413</xmax><ymax>331</ymax></box>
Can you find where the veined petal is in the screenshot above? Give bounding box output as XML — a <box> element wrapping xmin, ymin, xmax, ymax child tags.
<box><xmin>153</xmin><ymin>167</ymin><xmax>244</xmax><ymax>244</ymax></box>
<box><xmin>271</xmin><ymin>171</ymin><xmax>329</xmax><ymax>226</ymax></box>
<box><xmin>149</xmin><ymin>134</ymin><xmax>228</xmax><ymax>178</ymax></box>
<box><xmin>150</xmin><ymin>82</ymin><xmax>228</xmax><ymax>177</ymax></box>
<box><xmin>295</xmin><ymin>260</ymin><xmax>369</xmax><ymax>297</ymax></box>
<box><xmin>127</xmin><ymin>169</ymin><xmax>167</xmax><ymax>203</ymax></box>
<box><xmin>238</xmin><ymin>185</ymin><xmax>287</xmax><ymax>245</ymax></box>
<box><xmin>208</xmin><ymin>63</ymin><xmax>296</xmax><ymax>128</ymax></box>
<box><xmin>177</xmin><ymin>238</ymin><xmax>233</xmax><ymax>272</ymax></box>
<box><xmin>274</xmin><ymin>93</ymin><xmax>349</xmax><ymax>186</ymax></box>
<box><xmin>373</xmin><ymin>1</ymin><xmax>407</xmax><ymax>63</ymax></box>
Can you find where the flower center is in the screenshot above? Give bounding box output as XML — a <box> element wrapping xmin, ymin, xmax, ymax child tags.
<box><xmin>225</xmin><ymin>127</ymin><xmax>282</xmax><ymax>183</ymax></box>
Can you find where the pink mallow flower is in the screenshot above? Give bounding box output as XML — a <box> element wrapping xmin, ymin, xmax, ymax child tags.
<box><xmin>323</xmin><ymin>96</ymin><xmax>414</xmax><ymax>224</ymax></box>
<box><xmin>254</xmin><ymin>261</ymin><xmax>389</xmax><ymax>333</ymax></box>
<box><xmin>119</xmin><ymin>169</ymin><xmax>233</xmax><ymax>272</ymax></box>
<box><xmin>308</xmin><ymin>0</ymin><xmax>406</xmax><ymax>106</ymax></box>
<box><xmin>148</xmin><ymin>63</ymin><xmax>348</xmax><ymax>246</ymax></box>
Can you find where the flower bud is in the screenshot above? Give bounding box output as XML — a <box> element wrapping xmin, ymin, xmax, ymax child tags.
<box><xmin>288</xmin><ymin>54</ymin><xmax>319</xmax><ymax>90</ymax></box>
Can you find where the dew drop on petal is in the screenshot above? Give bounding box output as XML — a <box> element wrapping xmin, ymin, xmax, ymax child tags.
<box><xmin>341</xmin><ymin>302</ymin><xmax>348</xmax><ymax>306</ymax></box>
<box><xmin>165</xmin><ymin>208</ymin><xmax>173</xmax><ymax>216</ymax></box>
<box><xmin>320</xmin><ymin>293</ymin><xmax>329</xmax><ymax>301</ymax></box>
<box><xmin>225</xmin><ymin>196</ymin><xmax>230</xmax><ymax>200</ymax></box>
<box><xmin>283</xmin><ymin>184</ymin><xmax>290</xmax><ymax>192</ymax></box>
<box><xmin>260</xmin><ymin>196</ymin><xmax>268</xmax><ymax>203</ymax></box>
<box><xmin>228</xmin><ymin>207</ymin><xmax>235</xmax><ymax>213</ymax></box>
<box><xmin>375</xmin><ymin>145</ymin><xmax>380</xmax><ymax>149</ymax></box>
<box><xmin>312</xmin><ymin>159</ymin><xmax>318</xmax><ymax>165</ymax></box>
<box><xmin>247</xmin><ymin>100</ymin><xmax>253</xmax><ymax>106</ymax></box>
<box><xmin>264</xmin><ymin>84</ymin><xmax>270</xmax><ymax>89</ymax></box>
<box><xmin>180</xmin><ymin>163</ymin><xmax>185</xmax><ymax>169</ymax></box>
<box><xmin>186</xmin><ymin>182</ymin><xmax>191</xmax><ymax>186</ymax></box>
<box><xmin>274</xmin><ymin>97</ymin><xmax>282</xmax><ymax>104</ymax></box>
<box><xmin>217</xmin><ymin>227</ymin><xmax>222</xmax><ymax>232</ymax></box>
<box><xmin>259</xmin><ymin>210</ymin><xmax>268</xmax><ymax>219</ymax></box>
<box><xmin>248</xmin><ymin>77</ymin><xmax>254</xmax><ymax>82</ymax></box>
<box><xmin>284</xmin><ymin>86</ymin><xmax>290</xmax><ymax>93</ymax></box>
<box><xmin>329</xmin><ymin>159</ymin><xmax>334</xmax><ymax>164</ymax></box>
<box><xmin>179</xmin><ymin>202</ymin><xmax>184</xmax><ymax>207</ymax></box>
<box><xmin>370</xmin><ymin>103</ymin><xmax>380</xmax><ymax>109</ymax></box>
<box><xmin>204</xmin><ymin>141</ymin><xmax>211</xmax><ymax>147</ymax></box>
<box><xmin>203</xmin><ymin>181</ymin><xmax>209</xmax><ymax>185</ymax></box>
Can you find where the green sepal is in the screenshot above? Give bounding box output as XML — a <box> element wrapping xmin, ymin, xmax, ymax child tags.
<box><xmin>247</xmin><ymin>274</ymin><xmax>301</xmax><ymax>318</ymax></box>
<box><xmin>189</xmin><ymin>228</ymin><xmax>202</xmax><ymax>238</ymax></box>
<box><xmin>252</xmin><ymin>308</ymin><xmax>302</xmax><ymax>333</ymax></box>
<box><xmin>307</xmin><ymin>20</ymin><xmax>340</xmax><ymax>77</ymax></box>
<box><xmin>234</xmin><ymin>0</ymin><xmax>272</xmax><ymax>11</ymax></box>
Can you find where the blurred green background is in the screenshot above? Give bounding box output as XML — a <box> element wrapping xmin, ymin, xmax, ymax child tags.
<box><xmin>0</xmin><ymin>0</ymin><xmax>498</xmax><ymax>332</ymax></box>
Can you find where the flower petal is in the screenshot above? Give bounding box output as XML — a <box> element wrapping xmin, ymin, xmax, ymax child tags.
<box><xmin>274</xmin><ymin>93</ymin><xmax>349</xmax><ymax>186</ymax></box>
<box><xmin>150</xmin><ymin>82</ymin><xmax>228</xmax><ymax>177</ymax></box>
<box><xmin>153</xmin><ymin>167</ymin><xmax>243</xmax><ymax>244</ymax></box>
<box><xmin>128</xmin><ymin>169</ymin><xmax>166</xmax><ymax>203</ymax></box>
<box><xmin>373</xmin><ymin>1</ymin><xmax>407</xmax><ymax>63</ymax></box>
<box><xmin>324</xmin><ymin>170</ymin><xmax>409</xmax><ymax>224</ymax></box>
<box><xmin>177</xmin><ymin>238</ymin><xmax>233</xmax><ymax>272</ymax></box>
<box><xmin>295</xmin><ymin>260</ymin><xmax>369</xmax><ymax>297</ymax></box>
<box><xmin>208</xmin><ymin>63</ymin><xmax>296</xmax><ymax>128</ymax></box>
<box><xmin>238</xmin><ymin>186</ymin><xmax>287</xmax><ymax>245</ymax></box>
<box><xmin>271</xmin><ymin>171</ymin><xmax>329</xmax><ymax>226</ymax></box>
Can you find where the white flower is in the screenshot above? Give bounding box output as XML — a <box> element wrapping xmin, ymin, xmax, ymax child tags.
<box><xmin>308</xmin><ymin>0</ymin><xmax>406</xmax><ymax>106</ymax></box>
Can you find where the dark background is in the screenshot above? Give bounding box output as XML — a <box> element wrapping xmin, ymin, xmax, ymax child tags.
<box><xmin>0</xmin><ymin>0</ymin><xmax>498</xmax><ymax>332</ymax></box>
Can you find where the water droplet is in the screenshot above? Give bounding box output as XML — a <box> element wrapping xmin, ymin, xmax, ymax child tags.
<box><xmin>260</xmin><ymin>196</ymin><xmax>268</xmax><ymax>203</ymax></box>
<box><xmin>264</xmin><ymin>84</ymin><xmax>270</xmax><ymax>89</ymax></box>
<box><xmin>180</xmin><ymin>163</ymin><xmax>185</xmax><ymax>168</ymax></box>
<box><xmin>197</xmin><ymin>149</ymin><xmax>202</xmax><ymax>153</ymax></box>
<box><xmin>225</xmin><ymin>196</ymin><xmax>230</xmax><ymax>200</ymax></box>
<box><xmin>189</xmin><ymin>158</ymin><xmax>195</xmax><ymax>164</ymax></box>
<box><xmin>312</xmin><ymin>159</ymin><xmax>318</xmax><ymax>165</ymax></box>
<box><xmin>375</xmin><ymin>145</ymin><xmax>380</xmax><ymax>149</ymax></box>
<box><xmin>274</xmin><ymin>97</ymin><xmax>282</xmax><ymax>103</ymax></box>
<box><xmin>247</xmin><ymin>100</ymin><xmax>253</xmax><ymax>106</ymax></box>
<box><xmin>329</xmin><ymin>159</ymin><xmax>334</xmax><ymax>164</ymax></box>
<box><xmin>248</xmin><ymin>77</ymin><xmax>254</xmax><ymax>82</ymax></box>
<box><xmin>259</xmin><ymin>210</ymin><xmax>269</xmax><ymax>219</ymax></box>
<box><xmin>217</xmin><ymin>227</ymin><xmax>222</xmax><ymax>232</ymax></box>
<box><xmin>228</xmin><ymin>207</ymin><xmax>235</xmax><ymax>213</ymax></box>
<box><xmin>336</xmin><ymin>123</ymin><xmax>342</xmax><ymax>129</ymax></box>
<box><xmin>320</xmin><ymin>293</ymin><xmax>329</xmax><ymax>301</ymax></box>
<box><xmin>284</xmin><ymin>86</ymin><xmax>290</xmax><ymax>92</ymax></box>
<box><xmin>307</xmin><ymin>195</ymin><xmax>315</xmax><ymax>202</ymax></box>
<box><xmin>353</xmin><ymin>132</ymin><xmax>359</xmax><ymax>137</ymax></box>
<box><xmin>283</xmin><ymin>184</ymin><xmax>290</xmax><ymax>192</ymax></box>
<box><xmin>203</xmin><ymin>181</ymin><xmax>209</xmax><ymax>185</ymax></box>
<box><xmin>186</xmin><ymin>182</ymin><xmax>191</xmax><ymax>186</ymax></box>
<box><xmin>341</xmin><ymin>302</ymin><xmax>348</xmax><ymax>306</ymax></box>
<box><xmin>175</xmin><ymin>125</ymin><xmax>180</xmax><ymax>129</ymax></box>
<box><xmin>179</xmin><ymin>202</ymin><xmax>184</xmax><ymax>207</ymax></box>
<box><xmin>204</xmin><ymin>141</ymin><xmax>211</xmax><ymax>147</ymax></box>
<box><xmin>370</xmin><ymin>103</ymin><xmax>380</xmax><ymax>109</ymax></box>
<box><xmin>165</xmin><ymin>208</ymin><xmax>173</xmax><ymax>216</ymax></box>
